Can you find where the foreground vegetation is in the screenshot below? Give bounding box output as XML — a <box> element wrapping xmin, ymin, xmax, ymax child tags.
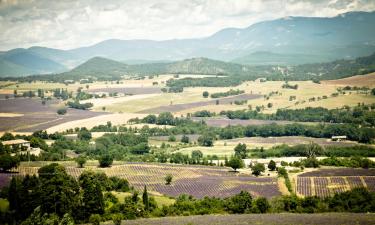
<box><xmin>1</xmin><ymin>162</ymin><xmax>375</xmax><ymax>225</ymax></box>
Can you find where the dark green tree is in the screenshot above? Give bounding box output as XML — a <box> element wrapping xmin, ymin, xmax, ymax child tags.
<box><xmin>252</xmin><ymin>163</ymin><xmax>265</xmax><ymax>176</ymax></box>
<box><xmin>37</xmin><ymin>163</ymin><xmax>80</xmax><ymax>217</ymax></box>
<box><xmin>142</xmin><ymin>186</ymin><xmax>149</xmax><ymax>211</ymax></box>
<box><xmin>228</xmin><ymin>156</ymin><xmax>244</xmax><ymax>171</ymax></box>
<box><xmin>234</xmin><ymin>143</ymin><xmax>247</xmax><ymax>159</ymax></box>
<box><xmin>79</xmin><ymin>171</ymin><xmax>105</xmax><ymax>219</ymax></box>
<box><xmin>75</xmin><ymin>156</ymin><xmax>87</xmax><ymax>168</ymax></box>
<box><xmin>99</xmin><ymin>154</ymin><xmax>113</xmax><ymax>167</ymax></box>
<box><xmin>225</xmin><ymin>191</ymin><xmax>252</xmax><ymax>213</ymax></box>
<box><xmin>268</xmin><ymin>160</ymin><xmax>277</xmax><ymax>171</ymax></box>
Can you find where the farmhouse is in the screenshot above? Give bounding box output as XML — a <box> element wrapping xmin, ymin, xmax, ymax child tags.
<box><xmin>2</xmin><ymin>139</ymin><xmax>31</xmax><ymax>150</ymax></box>
<box><xmin>2</xmin><ymin>139</ymin><xmax>42</xmax><ymax>156</ymax></box>
<box><xmin>331</xmin><ymin>136</ymin><xmax>347</xmax><ymax>141</ymax></box>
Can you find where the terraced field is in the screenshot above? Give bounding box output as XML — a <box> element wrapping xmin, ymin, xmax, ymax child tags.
<box><xmin>296</xmin><ymin>169</ymin><xmax>375</xmax><ymax>197</ymax></box>
<box><xmin>5</xmin><ymin>163</ymin><xmax>281</xmax><ymax>199</ymax></box>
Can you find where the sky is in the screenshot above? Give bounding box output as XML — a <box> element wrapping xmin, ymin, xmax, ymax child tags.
<box><xmin>0</xmin><ymin>0</ymin><xmax>375</xmax><ymax>51</ymax></box>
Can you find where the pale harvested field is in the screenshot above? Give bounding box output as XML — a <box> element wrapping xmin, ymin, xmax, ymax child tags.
<box><xmin>46</xmin><ymin>112</ymin><xmax>148</xmax><ymax>133</ymax></box>
<box><xmin>321</xmin><ymin>72</ymin><xmax>375</xmax><ymax>87</ymax></box>
<box><xmin>0</xmin><ymin>113</ymin><xmax>23</xmax><ymax>117</ymax></box>
<box><xmin>290</xmin><ymin>94</ymin><xmax>375</xmax><ymax>110</ymax></box>
<box><xmin>140</xmin><ymin>94</ymin><xmax>261</xmax><ymax>114</ymax></box>
<box><xmin>81</xmin><ymin>94</ymin><xmax>161</xmax><ymax>110</ymax></box>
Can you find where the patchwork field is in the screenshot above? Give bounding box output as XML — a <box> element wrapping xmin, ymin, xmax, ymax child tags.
<box><xmin>296</xmin><ymin>169</ymin><xmax>375</xmax><ymax>197</ymax></box>
<box><xmin>4</xmin><ymin>163</ymin><xmax>281</xmax><ymax>199</ymax></box>
<box><xmin>0</xmin><ymin>98</ymin><xmax>107</xmax><ymax>132</ymax></box>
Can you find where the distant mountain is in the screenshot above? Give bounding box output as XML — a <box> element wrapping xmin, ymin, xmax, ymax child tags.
<box><xmin>232</xmin><ymin>51</ymin><xmax>335</xmax><ymax>65</ymax></box>
<box><xmin>4</xmin><ymin>52</ymin><xmax>375</xmax><ymax>82</ymax></box>
<box><xmin>1</xmin><ymin>11</ymin><xmax>375</xmax><ymax>77</ymax></box>
<box><xmin>0</xmin><ymin>48</ymin><xmax>67</xmax><ymax>76</ymax></box>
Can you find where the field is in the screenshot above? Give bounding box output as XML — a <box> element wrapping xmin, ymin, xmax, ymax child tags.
<box><xmin>139</xmin><ymin>94</ymin><xmax>262</xmax><ymax>114</ymax></box>
<box><xmin>5</xmin><ymin>163</ymin><xmax>281</xmax><ymax>199</ymax></box>
<box><xmin>296</xmin><ymin>169</ymin><xmax>375</xmax><ymax>197</ymax></box>
<box><xmin>1</xmin><ymin>73</ymin><xmax>374</xmax><ymax>132</ymax></box>
<box><xmin>107</xmin><ymin>213</ymin><xmax>375</xmax><ymax>225</ymax></box>
<box><xmin>321</xmin><ymin>72</ymin><xmax>375</xmax><ymax>87</ymax></box>
<box><xmin>176</xmin><ymin>136</ymin><xmax>359</xmax><ymax>157</ymax></box>
<box><xmin>0</xmin><ymin>98</ymin><xmax>106</xmax><ymax>132</ymax></box>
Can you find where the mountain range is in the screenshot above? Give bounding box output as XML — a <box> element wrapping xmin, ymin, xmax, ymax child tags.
<box><xmin>1</xmin><ymin>11</ymin><xmax>375</xmax><ymax>77</ymax></box>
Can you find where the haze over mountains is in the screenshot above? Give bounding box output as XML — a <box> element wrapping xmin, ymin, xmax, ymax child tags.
<box><xmin>1</xmin><ymin>11</ymin><xmax>375</xmax><ymax>77</ymax></box>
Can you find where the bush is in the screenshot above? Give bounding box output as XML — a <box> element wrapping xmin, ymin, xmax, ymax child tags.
<box><xmin>251</xmin><ymin>163</ymin><xmax>265</xmax><ymax>176</ymax></box>
<box><xmin>0</xmin><ymin>154</ymin><xmax>20</xmax><ymax>172</ymax></box>
<box><xmin>99</xmin><ymin>154</ymin><xmax>113</xmax><ymax>167</ymax></box>
<box><xmin>165</xmin><ymin>174</ymin><xmax>172</xmax><ymax>185</ymax></box>
<box><xmin>75</xmin><ymin>156</ymin><xmax>86</xmax><ymax>168</ymax></box>
<box><xmin>57</xmin><ymin>108</ymin><xmax>67</xmax><ymax>115</ymax></box>
<box><xmin>254</xmin><ymin>197</ymin><xmax>270</xmax><ymax>213</ymax></box>
<box><xmin>89</xmin><ymin>214</ymin><xmax>101</xmax><ymax>225</ymax></box>
<box><xmin>268</xmin><ymin>160</ymin><xmax>277</xmax><ymax>171</ymax></box>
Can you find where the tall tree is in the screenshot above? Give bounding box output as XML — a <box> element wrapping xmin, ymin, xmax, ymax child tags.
<box><xmin>78</xmin><ymin>171</ymin><xmax>105</xmax><ymax>219</ymax></box>
<box><xmin>142</xmin><ymin>186</ymin><xmax>149</xmax><ymax>211</ymax></box>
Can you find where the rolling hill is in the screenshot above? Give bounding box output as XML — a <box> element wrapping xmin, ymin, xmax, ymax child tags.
<box><xmin>1</xmin><ymin>11</ymin><xmax>375</xmax><ymax>77</ymax></box>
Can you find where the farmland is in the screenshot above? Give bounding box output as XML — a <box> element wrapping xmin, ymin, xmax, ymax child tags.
<box><xmin>0</xmin><ymin>98</ymin><xmax>106</xmax><ymax>132</ymax></box>
<box><xmin>6</xmin><ymin>163</ymin><xmax>281</xmax><ymax>199</ymax></box>
<box><xmin>176</xmin><ymin>136</ymin><xmax>360</xmax><ymax>157</ymax></box>
<box><xmin>116</xmin><ymin>213</ymin><xmax>375</xmax><ymax>225</ymax></box>
<box><xmin>296</xmin><ymin>169</ymin><xmax>375</xmax><ymax>197</ymax></box>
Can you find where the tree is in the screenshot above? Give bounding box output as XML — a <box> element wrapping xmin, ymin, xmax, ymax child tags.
<box><xmin>228</xmin><ymin>156</ymin><xmax>244</xmax><ymax>171</ymax></box>
<box><xmin>268</xmin><ymin>160</ymin><xmax>276</xmax><ymax>171</ymax></box>
<box><xmin>168</xmin><ymin>135</ymin><xmax>176</xmax><ymax>142</ymax></box>
<box><xmin>142</xmin><ymin>186</ymin><xmax>149</xmax><ymax>211</ymax></box>
<box><xmin>0</xmin><ymin>154</ymin><xmax>20</xmax><ymax>171</ymax></box>
<box><xmin>198</xmin><ymin>133</ymin><xmax>214</xmax><ymax>146</ymax></box>
<box><xmin>181</xmin><ymin>135</ymin><xmax>189</xmax><ymax>143</ymax></box>
<box><xmin>305</xmin><ymin>142</ymin><xmax>323</xmax><ymax>158</ymax></box>
<box><xmin>79</xmin><ymin>171</ymin><xmax>105</xmax><ymax>218</ymax></box>
<box><xmin>254</xmin><ymin>197</ymin><xmax>270</xmax><ymax>213</ymax></box>
<box><xmin>77</xmin><ymin>129</ymin><xmax>92</xmax><ymax>141</ymax></box>
<box><xmin>252</xmin><ymin>163</ymin><xmax>265</xmax><ymax>176</ymax></box>
<box><xmin>202</xmin><ymin>91</ymin><xmax>209</xmax><ymax>98</ymax></box>
<box><xmin>234</xmin><ymin>143</ymin><xmax>247</xmax><ymax>159</ymax></box>
<box><xmin>37</xmin><ymin>163</ymin><xmax>80</xmax><ymax>217</ymax></box>
<box><xmin>191</xmin><ymin>150</ymin><xmax>203</xmax><ymax>160</ymax></box>
<box><xmin>165</xmin><ymin>174</ymin><xmax>172</xmax><ymax>185</ymax></box>
<box><xmin>75</xmin><ymin>156</ymin><xmax>86</xmax><ymax>168</ymax></box>
<box><xmin>99</xmin><ymin>154</ymin><xmax>113</xmax><ymax>167</ymax></box>
<box><xmin>225</xmin><ymin>191</ymin><xmax>252</xmax><ymax>213</ymax></box>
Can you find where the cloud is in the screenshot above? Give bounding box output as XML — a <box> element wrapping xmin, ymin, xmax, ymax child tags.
<box><xmin>0</xmin><ymin>0</ymin><xmax>374</xmax><ymax>50</ymax></box>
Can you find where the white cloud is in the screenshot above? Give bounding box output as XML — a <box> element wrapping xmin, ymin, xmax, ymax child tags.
<box><xmin>0</xmin><ymin>0</ymin><xmax>374</xmax><ymax>50</ymax></box>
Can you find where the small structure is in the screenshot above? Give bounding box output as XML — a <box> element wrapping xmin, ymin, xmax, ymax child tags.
<box><xmin>331</xmin><ymin>136</ymin><xmax>347</xmax><ymax>142</ymax></box>
<box><xmin>2</xmin><ymin>139</ymin><xmax>31</xmax><ymax>151</ymax></box>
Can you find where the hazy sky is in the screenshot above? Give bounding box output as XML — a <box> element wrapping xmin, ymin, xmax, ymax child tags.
<box><xmin>0</xmin><ymin>0</ymin><xmax>374</xmax><ymax>51</ymax></box>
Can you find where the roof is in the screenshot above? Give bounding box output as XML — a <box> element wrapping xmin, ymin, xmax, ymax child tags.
<box><xmin>331</xmin><ymin>136</ymin><xmax>347</xmax><ymax>138</ymax></box>
<box><xmin>2</xmin><ymin>139</ymin><xmax>30</xmax><ymax>145</ymax></box>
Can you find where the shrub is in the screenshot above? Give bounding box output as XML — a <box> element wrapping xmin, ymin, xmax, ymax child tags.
<box><xmin>99</xmin><ymin>154</ymin><xmax>113</xmax><ymax>167</ymax></box>
<box><xmin>57</xmin><ymin>108</ymin><xmax>67</xmax><ymax>115</ymax></box>
<box><xmin>165</xmin><ymin>174</ymin><xmax>172</xmax><ymax>185</ymax></box>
